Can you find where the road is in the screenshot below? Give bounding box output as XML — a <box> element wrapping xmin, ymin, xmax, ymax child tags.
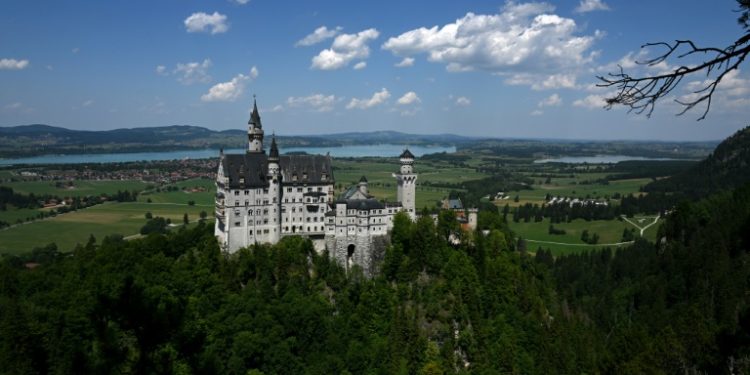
<box><xmin>621</xmin><ymin>214</ymin><xmax>660</xmax><ymax>236</ymax></box>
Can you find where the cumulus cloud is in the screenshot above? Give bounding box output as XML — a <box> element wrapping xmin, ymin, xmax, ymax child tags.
<box><xmin>353</xmin><ymin>61</ymin><xmax>367</xmax><ymax>70</ymax></box>
<box><xmin>174</xmin><ymin>59</ymin><xmax>212</xmax><ymax>84</ymax></box>
<box><xmin>530</xmin><ymin>109</ymin><xmax>544</xmax><ymax>116</ymax></box>
<box><xmin>286</xmin><ymin>94</ymin><xmax>338</xmax><ymax>112</ymax></box>
<box><xmin>296</xmin><ymin>26</ymin><xmax>342</xmax><ymax>47</ymax></box>
<box><xmin>395</xmin><ymin>57</ymin><xmax>415</xmax><ymax>67</ymax></box>
<box><xmin>575</xmin><ymin>0</ymin><xmax>610</xmax><ymax>13</ymax></box>
<box><xmin>455</xmin><ymin>96</ymin><xmax>471</xmax><ymax>106</ymax></box>
<box><xmin>231</xmin><ymin>0</ymin><xmax>250</xmax><ymax>4</ymax></box>
<box><xmin>397</xmin><ymin>91</ymin><xmax>421</xmax><ymax>105</ymax></box>
<box><xmin>573</xmin><ymin>94</ymin><xmax>607</xmax><ymax>109</ymax></box>
<box><xmin>82</xmin><ymin>99</ymin><xmax>94</xmax><ymax>107</ymax></box>
<box><xmin>269</xmin><ymin>104</ymin><xmax>284</xmax><ymax>112</ymax></box>
<box><xmin>311</xmin><ymin>28</ymin><xmax>379</xmax><ymax>70</ymax></box>
<box><xmin>382</xmin><ymin>2</ymin><xmax>600</xmax><ymax>88</ymax></box>
<box><xmin>155</xmin><ymin>65</ymin><xmax>167</xmax><ymax>75</ymax></box>
<box><xmin>201</xmin><ymin>66</ymin><xmax>258</xmax><ymax>102</ymax></box>
<box><xmin>346</xmin><ymin>88</ymin><xmax>390</xmax><ymax>109</ymax></box>
<box><xmin>538</xmin><ymin>93</ymin><xmax>562</xmax><ymax>107</ymax></box>
<box><xmin>184</xmin><ymin>12</ymin><xmax>229</xmax><ymax>34</ymax></box>
<box><xmin>0</xmin><ymin>58</ymin><xmax>29</xmax><ymax>70</ymax></box>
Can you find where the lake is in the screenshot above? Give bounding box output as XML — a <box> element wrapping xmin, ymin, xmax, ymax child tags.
<box><xmin>0</xmin><ymin>144</ymin><xmax>456</xmax><ymax>165</ymax></box>
<box><xmin>534</xmin><ymin>155</ymin><xmax>682</xmax><ymax>164</ymax></box>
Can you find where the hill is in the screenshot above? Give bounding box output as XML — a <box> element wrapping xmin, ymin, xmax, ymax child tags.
<box><xmin>0</xmin><ymin>124</ymin><xmax>470</xmax><ymax>158</ymax></box>
<box><xmin>644</xmin><ymin>125</ymin><xmax>750</xmax><ymax>197</ymax></box>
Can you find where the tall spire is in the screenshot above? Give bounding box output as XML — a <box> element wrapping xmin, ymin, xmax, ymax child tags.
<box><xmin>269</xmin><ymin>133</ymin><xmax>279</xmax><ymax>160</ymax></box>
<box><xmin>249</xmin><ymin>95</ymin><xmax>262</xmax><ymax>128</ymax></box>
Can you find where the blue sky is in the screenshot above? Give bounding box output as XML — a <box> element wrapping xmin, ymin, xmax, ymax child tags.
<box><xmin>1</xmin><ymin>0</ymin><xmax>748</xmax><ymax>141</ymax></box>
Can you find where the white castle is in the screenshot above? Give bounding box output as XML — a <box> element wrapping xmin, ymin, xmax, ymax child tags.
<box><xmin>214</xmin><ymin>100</ymin><xmax>417</xmax><ymax>274</ymax></box>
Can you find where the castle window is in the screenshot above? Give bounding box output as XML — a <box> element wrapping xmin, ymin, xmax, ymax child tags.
<box><xmin>239</xmin><ymin>178</ymin><xmax>245</xmax><ymax>184</ymax></box>
<box><xmin>322</xmin><ymin>173</ymin><xmax>327</xmax><ymax>181</ymax></box>
<box><xmin>235</xmin><ymin>201</ymin><xmax>239</xmax><ymax>207</ymax></box>
<box><xmin>263</xmin><ymin>200</ymin><xmax>268</xmax><ymax>204</ymax></box>
<box><xmin>263</xmin><ymin>209</ymin><xmax>268</xmax><ymax>214</ymax></box>
<box><xmin>234</xmin><ymin>190</ymin><xmax>239</xmax><ymax>196</ymax></box>
<box><xmin>287</xmin><ymin>187</ymin><xmax>292</xmax><ymax>192</ymax></box>
<box><xmin>263</xmin><ymin>188</ymin><xmax>269</xmax><ymax>194</ymax></box>
<box><xmin>297</xmin><ymin>187</ymin><xmax>303</xmax><ymax>192</ymax></box>
<box><xmin>234</xmin><ymin>221</ymin><xmax>241</xmax><ymax>227</ymax></box>
<box><xmin>273</xmin><ymin>197</ymin><xmax>277</xmax><ymax>203</ymax></box>
<box><xmin>263</xmin><ymin>219</ymin><xmax>268</xmax><ymax>224</ymax></box>
<box><xmin>303</xmin><ymin>173</ymin><xmax>308</xmax><ymax>180</ymax></box>
<box><xmin>292</xmin><ymin>174</ymin><xmax>297</xmax><ymax>181</ymax></box>
<box><xmin>244</xmin><ymin>190</ymin><xmax>249</xmax><ymax>195</ymax></box>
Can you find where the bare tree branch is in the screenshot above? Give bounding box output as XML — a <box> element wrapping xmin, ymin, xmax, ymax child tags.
<box><xmin>597</xmin><ymin>33</ymin><xmax>750</xmax><ymax>121</ymax></box>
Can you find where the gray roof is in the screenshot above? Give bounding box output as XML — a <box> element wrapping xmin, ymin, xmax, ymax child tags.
<box><xmin>447</xmin><ymin>199</ymin><xmax>463</xmax><ymax>209</ymax></box>
<box><xmin>222</xmin><ymin>153</ymin><xmax>270</xmax><ymax>189</ymax></box>
<box><xmin>221</xmin><ymin>152</ymin><xmax>334</xmax><ymax>189</ymax></box>
<box><xmin>400</xmin><ymin>149</ymin><xmax>415</xmax><ymax>159</ymax></box>
<box><xmin>279</xmin><ymin>154</ymin><xmax>333</xmax><ymax>185</ymax></box>
<box><xmin>337</xmin><ymin>198</ymin><xmax>385</xmax><ymax>211</ymax></box>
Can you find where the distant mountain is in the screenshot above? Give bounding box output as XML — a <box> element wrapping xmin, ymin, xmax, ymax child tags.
<box><xmin>644</xmin><ymin>125</ymin><xmax>750</xmax><ymax>197</ymax></box>
<box><xmin>0</xmin><ymin>124</ymin><xmax>469</xmax><ymax>158</ymax></box>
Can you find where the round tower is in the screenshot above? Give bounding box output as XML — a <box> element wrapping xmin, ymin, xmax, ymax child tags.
<box><xmin>248</xmin><ymin>97</ymin><xmax>264</xmax><ymax>153</ymax></box>
<box><xmin>394</xmin><ymin>149</ymin><xmax>417</xmax><ymax>219</ymax></box>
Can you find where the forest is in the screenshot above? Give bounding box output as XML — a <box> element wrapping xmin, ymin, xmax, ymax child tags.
<box><xmin>2</xmin><ymin>173</ymin><xmax>750</xmax><ymax>373</ymax></box>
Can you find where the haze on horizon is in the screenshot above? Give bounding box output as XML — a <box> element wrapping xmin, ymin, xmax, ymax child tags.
<box><xmin>1</xmin><ymin>0</ymin><xmax>748</xmax><ymax>142</ymax></box>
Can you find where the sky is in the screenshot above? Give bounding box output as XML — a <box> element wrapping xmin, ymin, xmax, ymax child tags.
<box><xmin>1</xmin><ymin>0</ymin><xmax>748</xmax><ymax>141</ymax></box>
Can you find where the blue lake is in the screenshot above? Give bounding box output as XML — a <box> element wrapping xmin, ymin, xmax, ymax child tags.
<box><xmin>534</xmin><ymin>155</ymin><xmax>682</xmax><ymax>164</ymax></box>
<box><xmin>0</xmin><ymin>144</ymin><xmax>456</xmax><ymax>166</ymax></box>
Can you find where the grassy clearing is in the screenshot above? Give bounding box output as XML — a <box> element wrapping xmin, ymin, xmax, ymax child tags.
<box><xmin>510</xmin><ymin>217</ymin><xmax>661</xmax><ymax>255</ymax></box>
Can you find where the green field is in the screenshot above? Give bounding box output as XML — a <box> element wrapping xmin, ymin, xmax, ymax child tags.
<box><xmin>0</xmin><ymin>202</ymin><xmax>212</xmax><ymax>255</ymax></box>
<box><xmin>506</xmin><ymin>177</ymin><xmax>652</xmax><ymax>207</ymax></box>
<box><xmin>4</xmin><ymin>180</ymin><xmax>149</xmax><ymax>197</ymax></box>
<box><xmin>510</xmin><ymin>216</ymin><xmax>660</xmax><ymax>255</ymax></box>
<box><xmin>0</xmin><ymin>178</ymin><xmax>214</xmax><ymax>255</ymax></box>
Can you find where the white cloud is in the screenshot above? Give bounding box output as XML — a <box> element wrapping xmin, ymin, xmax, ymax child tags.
<box><xmin>201</xmin><ymin>66</ymin><xmax>258</xmax><ymax>102</ymax></box>
<box><xmin>231</xmin><ymin>0</ymin><xmax>250</xmax><ymax>4</ymax></box>
<box><xmin>3</xmin><ymin>102</ymin><xmax>33</xmax><ymax>114</ymax></box>
<box><xmin>382</xmin><ymin>3</ymin><xmax>600</xmax><ymax>88</ymax></box>
<box><xmin>82</xmin><ymin>99</ymin><xmax>94</xmax><ymax>107</ymax></box>
<box><xmin>506</xmin><ymin>73</ymin><xmax>578</xmax><ymax>90</ymax></box>
<box><xmin>575</xmin><ymin>0</ymin><xmax>610</xmax><ymax>13</ymax></box>
<box><xmin>353</xmin><ymin>62</ymin><xmax>367</xmax><ymax>70</ymax></box>
<box><xmin>184</xmin><ymin>12</ymin><xmax>229</xmax><ymax>34</ymax></box>
<box><xmin>530</xmin><ymin>109</ymin><xmax>544</xmax><ymax>116</ymax></box>
<box><xmin>311</xmin><ymin>28</ymin><xmax>379</xmax><ymax>70</ymax></box>
<box><xmin>573</xmin><ymin>94</ymin><xmax>607</xmax><ymax>109</ymax></box>
<box><xmin>155</xmin><ymin>65</ymin><xmax>167</xmax><ymax>75</ymax></box>
<box><xmin>174</xmin><ymin>59</ymin><xmax>212</xmax><ymax>84</ymax></box>
<box><xmin>0</xmin><ymin>58</ymin><xmax>29</xmax><ymax>70</ymax></box>
<box><xmin>71</xmin><ymin>47</ymin><xmax>80</xmax><ymax>54</ymax></box>
<box><xmin>400</xmin><ymin>107</ymin><xmax>421</xmax><ymax>116</ymax></box>
<box><xmin>455</xmin><ymin>96</ymin><xmax>471</xmax><ymax>106</ymax></box>
<box><xmin>269</xmin><ymin>104</ymin><xmax>284</xmax><ymax>112</ymax></box>
<box><xmin>538</xmin><ymin>93</ymin><xmax>562</xmax><ymax>107</ymax></box>
<box><xmin>397</xmin><ymin>91</ymin><xmax>421</xmax><ymax>105</ymax></box>
<box><xmin>347</xmin><ymin>88</ymin><xmax>390</xmax><ymax>109</ymax></box>
<box><xmin>296</xmin><ymin>26</ymin><xmax>342</xmax><ymax>47</ymax></box>
<box><xmin>286</xmin><ymin>94</ymin><xmax>338</xmax><ymax>112</ymax></box>
<box><xmin>395</xmin><ymin>57</ymin><xmax>415</xmax><ymax>68</ymax></box>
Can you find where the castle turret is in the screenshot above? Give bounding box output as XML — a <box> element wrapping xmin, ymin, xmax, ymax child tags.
<box><xmin>394</xmin><ymin>149</ymin><xmax>417</xmax><ymax>219</ymax></box>
<box><xmin>248</xmin><ymin>97</ymin><xmax>264</xmax><ymax>153</ymax></box>
<box><xmin>268</xmin><ymin>134</ymin><xmax>281</xmax><ymax>243</ymax></box>
<box><xmin>358</xmin><ymin>175</ymin><xmax>369</xmax><ymax>196</ymax></box>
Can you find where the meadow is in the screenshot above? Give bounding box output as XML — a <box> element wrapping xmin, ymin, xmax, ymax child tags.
<box><xmin>0</xmin><ymin>155</ymin><xmax>663</xmax><ymax>256</ymax></box>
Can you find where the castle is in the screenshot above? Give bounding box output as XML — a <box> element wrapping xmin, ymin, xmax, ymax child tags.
<box><xmin>214</xmin><ymin>100</ymin><xmax>417</xmax><ymax>274</ymax></box>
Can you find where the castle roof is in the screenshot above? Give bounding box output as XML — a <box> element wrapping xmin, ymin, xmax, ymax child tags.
<box><xmin>269</xmin><ymin>135</ymin><xmax>279</xmax><ymax>160</ymax></box>
<box><xmin>337</xmin><ymin>198</ymin><xmax>385</xmax><ymax>211</ymax></box>
<box><xmin>400</xmin><ymin>149</ymin><xmax>415</xmax><ymax>159</ymax></box>
<box><xmin>248</xmin><ymin>98</ymin><xmax>262</xmax><ymax>128</ymax></box>
<box><xmin>220</xmin><ymin>152</ymin><xmax>333</xmax><ymax>189</ymax></box>
<box><xmin>359</xmin><ymin>175</ymin><xmax>368</xmax><ymax>183</ymax></box>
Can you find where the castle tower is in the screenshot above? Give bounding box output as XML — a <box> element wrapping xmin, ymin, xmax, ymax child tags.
<box><xmin>394</xmin><ymin>149</ymin><xmax>417</xmax><ymax>219</ymax></box>
<box><xmin>267</xmin><ymin>134</ymin><xmax>281</xmax><ymax>243</ymax></box>
<box><xmin>248</xmin><ymin>97</ymin><xmax>264</xmax><ymax>153</ymax></box>
<box><xmin>358</xmin><ymin>175</ymin><xmax>369</xmax><ymax>196</ymax></box>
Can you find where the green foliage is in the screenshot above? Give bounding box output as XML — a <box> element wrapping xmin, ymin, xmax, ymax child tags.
<box><xmin>2</xmin><ymin>182</ymin><xmax>750</xmax><ymax>374</ymax></box>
